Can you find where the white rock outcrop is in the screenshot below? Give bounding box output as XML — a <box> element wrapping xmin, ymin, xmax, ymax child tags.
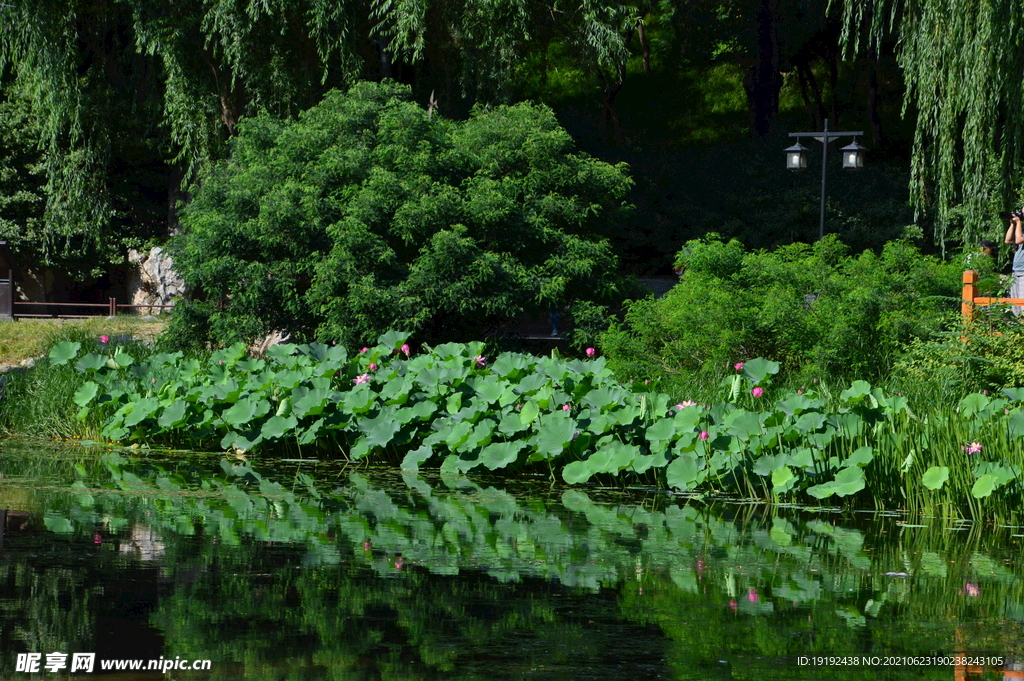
<box><xmin>127</xmin><ymin>247</ymin><xmax>185</xmax><ymax>314</ymax></box>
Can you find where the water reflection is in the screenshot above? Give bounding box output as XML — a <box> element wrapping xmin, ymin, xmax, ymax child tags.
<box><xmin>0</xmin><ymin>440</ymin><xmax>1021</xmax><ymax>679</ymax></box>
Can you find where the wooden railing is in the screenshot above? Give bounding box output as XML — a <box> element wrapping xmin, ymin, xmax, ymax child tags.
<box><xmin>961</xmin><ymin>270</ymin><xmax>1024</xmax><ymax>323</ymax></box>
<box><xmin>11</xmin><ymin>298</ymin><xmax>174</xmax><ymax>319</ymax></box>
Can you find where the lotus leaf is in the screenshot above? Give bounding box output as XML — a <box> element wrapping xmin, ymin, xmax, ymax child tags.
<box><xmin>972</xmin><ymin>474</ymin><xmax>999</xmax><ymax>499</ymax></box>
<box><xmin>49</xmin><ymin>341</ymin><xmax>82</xmax><ymax>366</ymax></box>
<box><xmin>73</xmin><ymin>381</ymin><xmax>99</xmax><ymax>407</ymax></box>
<box><xmin>921</xmin><ymin>465</ymin><xmax>949</xmax><ymax>490</ymax></box>
<box><xmin>478</xmin><ymin>441</ymin><xmax>524</xmax><ymax>470</ymax></box>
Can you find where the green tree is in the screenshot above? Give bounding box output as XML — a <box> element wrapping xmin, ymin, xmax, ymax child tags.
<box><xmin>841</xmin><ymin>0</ymin><xmax>1024</xmax><ymax>250</ymax></box>
<box><xmin>168</xmin><ymin>80</ymin><xmax>634</xmax><ymax>348</ymax></box>
<box><xmin>600</xmin><ymin>234</ymin><xmax>960</xmax><ymax>384</ymax></box>
<box><xmin>0</xmin><ymin>0</ymin><xmax>369</xmax><ymax>275</ymax></box>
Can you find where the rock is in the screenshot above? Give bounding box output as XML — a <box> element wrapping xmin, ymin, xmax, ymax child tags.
<box><xmin>19</xmin><ymin>358</ymin><xmax>35</xmax><ymax>369</ymax></box>
<box><xmin>126</xmin><ymin>246</ymin><xmax>186</xmax><ymax>314</ymax></box>
<box><xmin>249</xmin><ymin>330</ymin><xmax>292</xmax><ymax>356</ymax></box>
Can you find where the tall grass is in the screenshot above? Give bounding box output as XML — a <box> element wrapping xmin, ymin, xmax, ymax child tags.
<box><xmin>0</xmin><ymin>327</ymin><xmax>160</xmax><ymax>439</ymax></box>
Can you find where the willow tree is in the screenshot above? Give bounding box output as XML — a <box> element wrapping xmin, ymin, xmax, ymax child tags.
<box><xmin>841</xmin><ymin>0</ymin><xmax>1024</xmax><ymax>250</ymax></box>
<box><xmin>0</xmin><ymin>0</ymin><xmax>368</xmax><ymax>274</ymax></box>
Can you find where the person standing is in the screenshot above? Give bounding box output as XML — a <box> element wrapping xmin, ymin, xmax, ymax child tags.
<box><xmin>1003</xmin><ymin>210</ymin><xmax>1024</xmax><ymax>314</ymax></box>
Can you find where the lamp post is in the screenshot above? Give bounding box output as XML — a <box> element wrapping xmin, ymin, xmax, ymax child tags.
<box><xmin>784</xmin><ymin>119</ymin><xmax>867</xmax><ymax>240</ymax></box>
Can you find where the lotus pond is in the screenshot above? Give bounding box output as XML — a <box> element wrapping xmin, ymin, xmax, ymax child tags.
<box><xmin>0</xmin><ymin>439</ymin><xmax>1022</xmax><ymax>679</ymax></box>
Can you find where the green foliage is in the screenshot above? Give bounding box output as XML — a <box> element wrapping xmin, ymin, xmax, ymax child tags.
<box><xmin>168</xmin><ymin>81</ymin><xmax>634</xmax><ymax>348</ymax></box>
<box><xmin>842</xmin><ymin>0</ymin><xmax>1024</xmax><ymax>250</ymax></box>
<box><xmin>37</xmin><ymin>328</ymin><xmax>1024</xmax><ymax>518</ymax></box>
<box><xmin>0</xmin><ymin>327</ymin><xmax>155</xmax><ymax>438</ymax></box>
<box><xmin>602</xmin><ymin>235</ymin><xmax>961</xmax><ymax>384</ymax></box>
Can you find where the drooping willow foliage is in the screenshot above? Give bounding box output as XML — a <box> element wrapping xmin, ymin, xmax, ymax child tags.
<box><xmin>841</xmin><ymin>0</ymin><xmax>1024</xmax><ymax>252</ymax></box>
<box><xmin>0</xmin><ymin>0</ymin><xmax>650</xmax><ymax>272</ymax></box>
<box><xmin>0</xmin><ymin>0</ymin><xmax>367</xmax><ymax>270</ymax></box>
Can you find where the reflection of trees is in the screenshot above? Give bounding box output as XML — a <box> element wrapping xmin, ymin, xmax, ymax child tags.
<box><xmin>3</xmin><ymin>440</ymin><xmax>1024</xmax><ymax>678</ymax></box>
<box><xmin>150</xmin><ymin>562</ymin><xmax>610</xmax><ymax>680</ymax></box>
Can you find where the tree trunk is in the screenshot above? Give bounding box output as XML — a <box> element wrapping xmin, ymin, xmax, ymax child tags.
<box><xmin>637</xmin><ymin>20</ymin><xmax>650</xmax><ymax>76</ymax></box>
<box><xmin>866</xmin><ymin>51</ymin><xmax>884</xmax><ymax>148</ymax></box>
<box><xmin>379</xmin><ymin>34</ymin><xmax>393</xmax><ymax>79</ymax></box>
<box><xmin>746</xmin><ymin>0</ymin><xmax>782</xmax><ymax>137</ymax></box>
<box><xmin>597</xmin><ymin>64</ymin><xmax>626</xmax><ymax>147</ymax></box>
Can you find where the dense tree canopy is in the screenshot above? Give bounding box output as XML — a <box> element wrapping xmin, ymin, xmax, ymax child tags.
<box><xmin>168</xmin><ymin>81</ymin><xmax>634</xmax><ymax>348</ymax></box>
<box><xmin>0</xmin><ymin>0</ymin><xmax>917</xmax><ymax>284</ymax></box>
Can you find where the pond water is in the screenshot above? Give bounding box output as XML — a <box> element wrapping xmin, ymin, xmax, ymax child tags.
<box><xmin>0</xmin><ymin>439</ymin><xmax>1021</xmax><ymax>680</ymax></box>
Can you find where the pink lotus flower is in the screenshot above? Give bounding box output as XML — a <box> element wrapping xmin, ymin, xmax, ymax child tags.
<box><xmin>562</xmin><ymin>404</ymin><xmax>571</xmax><ymax>411</ymax></box>
<box><xmin>734</xmin><ymin>362</ymin><xmax>744</xmax><ymax>371</ymax></box>
<box><xmin>962</xmin><ymin>582</ymin><xmax>980</xmax><ymax>597</ymax></box>
<box><xmin>473</xmin><ymin>355</ymin><xmax>486</xmax><ymax>367</ymax></box>
<box><xmin>751</xmin><ymin>386</ymin><xmax>764</xmax><ymax>398</ymax></box>
<box><xmin>796</xmin><ymin>390</ymin><xmax>802</xmax><ymax>395</ymax></box>
<box><xmin>675</xmin><ymin>400</ymin><xmax>697</xmax><ymax>410</ymax></box>
<box><xmin>962</xmin><ymin>442</ymin><xmax>983</xmax><ymax>454</ymax></box>
<box><xmin>699</xmin><ymin>430</ymin><xmax>710</xmax><ymax>440</ymax></box>
<box><xmin>369</xmin><ymin>363</ymin><xmax>377</xmax><ymax>371</ymax></box>
<box><xmin>586</xmin><ymin>347</ymin><xmax>596</xmax><ymax>358</ymax></box>
<box><xmin>100</xmin><ymin>335</ymin><xmax>110</xmax><ymax>344</ymax></box>
<box><xmin>729</xmin><ymin>599</ymin><xmax>737</xmax><ymax>612</ymax></box>
<box><xmin>363</xmin><ymin>541</ymin><xmax>372</xmax><ymax>551</ymax></box>
<box><xmin>747</xmin><ymin>588</ymin><xmax>759</xmax><ymax>603</ymax></box>
<box><xmin>400</xmin><ymin>343</ymin><xmax>410</xmax><ymax>356</ymax></box>
<box><xmin>360</xmin><ymin>347</ymin><xmax>368</xmax><ymax>354</ymax></box>
<box><xmin>353</xmin><ymin>373</ymin><xmax>370</xmax><ymax>385</ymax></box>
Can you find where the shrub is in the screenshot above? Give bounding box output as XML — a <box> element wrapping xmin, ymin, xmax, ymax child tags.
<box><xmin>167</xmin><ymin>81</ymin><xmax>635</xmax><ymax>350</ymax></box>
<box><xmin>600</xmin><ymin>235</ymin><xmax>962</xmax><ymax>385</ymax></box>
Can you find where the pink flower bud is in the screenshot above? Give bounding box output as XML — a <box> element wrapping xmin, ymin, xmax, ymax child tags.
<box><xmin>751</xmin><ymin>386</ymin><xmax>764</xmax><ymax>398</ymax></box>
<box><xmin>562</xmin><ymin>404</ymin><xmax>571</xmax><ymax>411</ymax></box>
<box><xmin>400</xmin><ymin>343</ymin><xmax>410</xmax><ymax>356</ymax></box>
<box><xmin>699</xmin><ymin>430</ymin><xmax>709</xmax><ymax>440</ymax></box>
<box><xmin>734</xmin><ymin>362</ymin><xmax>744</xmax><ymax>371</ymax></box>
<box><xmin>360</xmin><ymin>347</ymin><xmax>368</xmax><ymax>354</ymax></box>
<box><xmin>100</xmin><ymin>335</ymin><xmax>110</xmax><ymax>344</ymax></box>
<box><xmin>586</xmin><ymin>347</ymin><xmax>596</xmax><ymax>357</ymax></box>
<box><xmin>369</xmin><ymin>363</ymin><xmax>377</xmax><ymax>371</ymax></box>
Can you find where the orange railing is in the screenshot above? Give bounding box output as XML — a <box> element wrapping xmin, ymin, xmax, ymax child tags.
<box><xmin>961</xmin><ymin>270</ymin><xmax>1024</xmax><ymax>323</ymax></box>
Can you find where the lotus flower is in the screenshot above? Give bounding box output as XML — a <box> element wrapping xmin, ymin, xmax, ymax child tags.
<box><xmin>751</xmin><ymin>386</ymin><xmax>764</xmax><ymax>398</ymax></box>
<box><xmin>962</xmin><ymin>442</ymin><xmax>983</xmax><ymax>454</ymax></box>
<box><xmin>747</xmin><ymin>588</ymin><xmax>759</xmax><ymax>603</ymax></box>
<box><xmin>360</xmin><ymin>347</ymin><xmax>368</xmax><ymax>354</ymax></box>
<box><xmin>473</xmin><ymin>355</ymin><xmax>486</xmax><ymax>367</ymax></box>
<box><xmin>369</xmin><ymin>363</ymin><xmax>377</xmax><ymax>371</ymax></box>
<box><xmin>400</xmin><ymin>343</ymin><xmax>410</xmax><ymax>356</ymax></box>
<box><xmin>699</xmin><ymin>430</ymin><xmax>710</xmax><ymax>440</ymax></box>
<box><xmin>562</xmin><ymin>404</ymin><xmax>571</xmax><ymax>411</ymax></box>
<box><xmin>962</xmin><ymin>582</ymin><xmax>980</xmax><ymax>597</ymax></box>
<box><xmin>586</xmin><ymin>347</ymin><xmax>596</xmax><ymax>357</ymax></box>
<box><xmin>734</xmin><ymin>362</ymin><xmax>744</xmax><ymax>371</ymax></box>
<box><xmin>353</xmin><ymin>373</ymin><xmax>370</xmax><ymax>385</ymax></box>
<box><xmin>100</xmin><ymin>335</ymin><xmax>110</xmax><ymax>344</ymax></box>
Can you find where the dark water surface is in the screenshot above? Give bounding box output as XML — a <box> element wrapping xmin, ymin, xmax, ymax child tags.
<box><xmin>0</xmin><ymin>439</ymin><xmax>1021</xmax><ymax>680</ymax></box>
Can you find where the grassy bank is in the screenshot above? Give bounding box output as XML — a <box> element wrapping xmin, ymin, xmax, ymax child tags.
<box><xmin>0</xmin><ymin>317</ymin><xmax>166</xmax><ymax>366</ymax></box>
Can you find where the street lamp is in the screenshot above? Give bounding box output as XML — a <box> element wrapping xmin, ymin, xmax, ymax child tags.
<box><xmin>785</xmin><ymin>119</ymin><xmax>867</xmax><ymax>240</ymax></box>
